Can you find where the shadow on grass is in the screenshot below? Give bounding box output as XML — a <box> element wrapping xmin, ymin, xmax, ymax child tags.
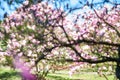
<box><xmin>47</xmin><ymin>75</ymin><xmax>85</xmax><ymax>80</ymax></box>
<box><xmin>47</xmin><ymin>75</ymin><xmax>73</xmax><ymax>80</ymax></box>
<box><xmin>47</xmin><ymin>74</ymin><xmax>87</xmax><ymax>80</ymax></box>
<box><xmin>0</xmin><ymin>70</ymin><xmax>21</xmax><ymax>79</ymax></box>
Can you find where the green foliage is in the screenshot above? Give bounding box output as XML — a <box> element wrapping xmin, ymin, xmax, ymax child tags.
<box><xmin>0</xmin><ymin>26</ymin><xmax>9</xmax><ymax>51</ymax></box>
<box><xmin>4</xmin><ymin>56</ymin><xmax>13</xmax><ymax>67</ymax></box>
<box><xmin>0</xmin><ymin>40</ymin><xmax>7</xmax><ymax>51</ymax></box>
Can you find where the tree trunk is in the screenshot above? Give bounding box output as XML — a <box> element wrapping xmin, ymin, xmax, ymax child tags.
<box><xmin>115</xmin><ymin>46</ymin><xmax>120</xmax><ymax>80</ymax></box>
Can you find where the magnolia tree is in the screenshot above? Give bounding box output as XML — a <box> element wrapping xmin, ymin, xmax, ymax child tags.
<box><xmin>0</xmin><ymin>0</ymin><xmax>120</xmax><ymax>80</ymax></box>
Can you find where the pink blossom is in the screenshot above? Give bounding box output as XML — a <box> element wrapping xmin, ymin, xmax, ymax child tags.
<box><xmin>14</xmin><ymin>56</ymin><xmax>37</xmax><ymax>80</ymax></box>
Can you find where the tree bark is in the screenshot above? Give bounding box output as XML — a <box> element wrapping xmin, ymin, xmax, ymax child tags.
<box><xmin>115</xmin><ymin>46</ymin><xmax>120</xmax><ymax>80</ymax></box>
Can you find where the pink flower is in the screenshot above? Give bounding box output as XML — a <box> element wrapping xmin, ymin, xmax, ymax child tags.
<box><xmin>14</xmin><ymin>56</ymin><xmax>37</xmax><ymax>80</ymax></box>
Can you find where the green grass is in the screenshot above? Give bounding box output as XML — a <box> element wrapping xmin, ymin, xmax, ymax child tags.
<box><xmin>0</xmin><ymin>67</ymin><xmax>21</xmax><ymax>80</ymax></box>
<box><xmin>0</xmin><ymin>67</ymin><xmax>115</xmax><ymax>80</ymax></box>
<box><xmin>46</xmin><ymin>70</ymin><xmax>115</xmax><ymax>80</ymax></box>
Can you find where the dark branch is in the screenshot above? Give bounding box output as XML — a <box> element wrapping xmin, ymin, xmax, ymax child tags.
<box><xmin>58</xmin><ymin>39</ymin><xmax>120</xmax><ymax>47</ymax></box>
<box><xmin>65</xmin><ymin>57</ymin><xmax>119</xmax><ymax>64</ymax></box>
<box><xmin>75</xmin><ymin>39</ymin><xmax>120</xmax><ymax>47</ymax></box>
<box><xmin>35</xmin><ymin>46</ymin><xmax>58</xmax><ymax>65</ymax></box>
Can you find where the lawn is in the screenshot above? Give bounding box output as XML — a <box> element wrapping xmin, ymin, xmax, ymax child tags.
<box><xmin>0</xmin><ymin>67</ymin><xmax>21</xmax><ymax>80</ymax></box>
<box><xmin>0</xmin><ymin>67</ymin><xmax>115</xmax><ymax>80</ymax></box>
<box><xmin>46</xmin><ymin>70</ymin><xmax>115</xmax><ymax>80</ymax></box>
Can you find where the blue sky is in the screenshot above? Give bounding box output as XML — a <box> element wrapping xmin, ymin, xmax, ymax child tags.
<box><xmin>0</xmin><ymin>0</ymin><xmax>23</xmax><ymax>20</ymax></box>
<box><xmin>0</xmin><ymin>0</ymin><xmax>120</xmax><ymax>20</ymax></box>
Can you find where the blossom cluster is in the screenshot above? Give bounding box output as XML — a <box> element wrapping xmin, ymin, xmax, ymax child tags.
<box><xmin>1</xmin><ymin>0</ymin><xmax>120</xmax><ymax>78</ymax></box>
